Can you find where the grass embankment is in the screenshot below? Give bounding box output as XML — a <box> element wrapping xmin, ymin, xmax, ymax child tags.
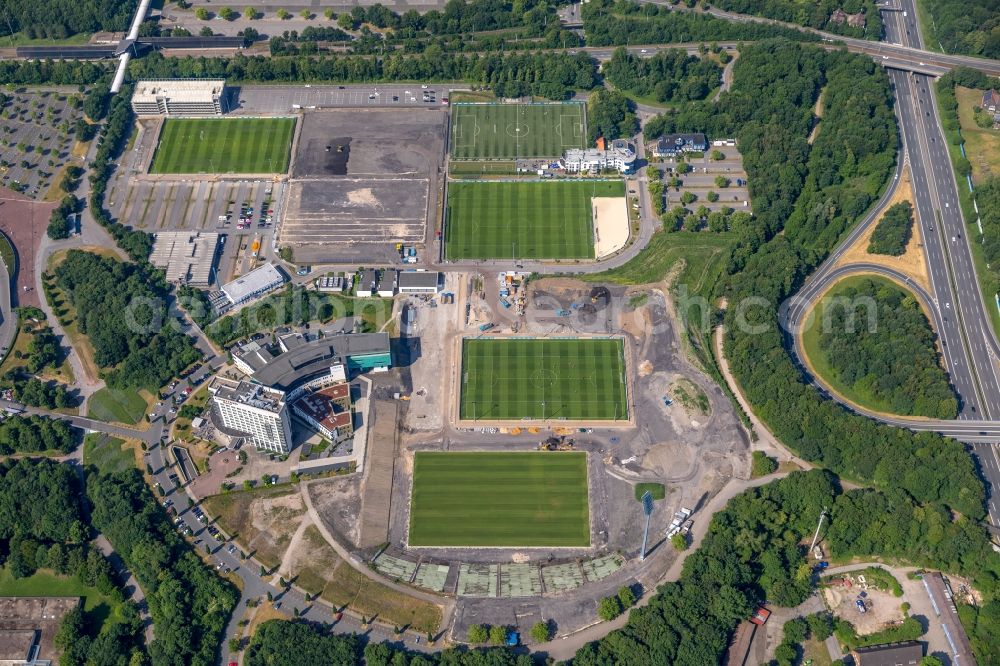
<box><xmin>82</xmin><ymin>433</ymin><xmax>135</xmax><ymax>474</ymax></box>
<box><xmin>87</xmin><ymin>387</ymin><xmax>152</xmax><ymax>425</ymax></box>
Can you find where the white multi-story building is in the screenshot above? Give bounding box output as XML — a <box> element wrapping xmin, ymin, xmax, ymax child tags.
<box><xmin>563</xmin><ymin>139</ymin><xmax>636</xmax><ymax>174</ymax></box>
<box><xmin>209</xmin><ymin>378</ymin><xmax>292</xmax><ymax>453</ymax></box>
<box><xmin>131</xmin><ymin>79</ymin><xmax>227</xmax><ymax>116</ymax></box>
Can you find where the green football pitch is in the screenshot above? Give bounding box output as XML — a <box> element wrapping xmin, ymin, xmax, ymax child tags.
<box><xmin>445</xmin><ymin>180</ymin><xmax>624</xmax><ymax>260</ymax></box>
<box><xmin>460</xmin><ymin>337</ymin><xmax>628</xmax><ymax>421</ymax></box>
<box><xmin>450</xmin><ymin>103</ymin><xmax>586</xmax><ymax>159</ymax></box>
<box><xmin>408</xmin><ymin>451</ymin><xmax>590</xmax><ymax>547</ymax></box>
<box><xmin>149</xmin><ymin>117</ymin><xmax>296</xmax><ymax>174</ymax></box>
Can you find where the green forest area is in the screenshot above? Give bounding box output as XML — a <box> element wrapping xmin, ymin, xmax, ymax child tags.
<box><xmin>0</xmin><ymin>0</ymin><xmax>135</xmax><ymax>39</ymax></box>
<box><xmin>867</xmin><ymin>201</ymin><xmax>913</xmax><ymax>255</ymax></box>
<box><xmin>916</xmin><ymin>0</ymin><xmax>1000</xmax><ymax>58</ymax></box>
<box><xmin>707</xmin><ymin>0</ymin><xmax>883</xmax><ymax>39</ymax></box>
<box><xmin>806</xmin><ymin>276</ymin><xmax>957</xmax><ymax>419</ymax></box>
<box><xmin>51</xmin><ymin>250</ymin><xmax>200</xmax><ymax>390</ymax></box>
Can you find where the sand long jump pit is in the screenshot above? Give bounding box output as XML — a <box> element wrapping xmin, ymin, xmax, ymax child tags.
<box><xmin>279</xmin><ymin>109</ymin><xmax>446</xmax><ymax>262</ymax></box>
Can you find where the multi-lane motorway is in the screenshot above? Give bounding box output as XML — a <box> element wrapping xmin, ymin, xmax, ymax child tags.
<box><xmin>785</xmin><ymin>0</ymin><xmax>1000</xmax><ymax>527</ymax></box>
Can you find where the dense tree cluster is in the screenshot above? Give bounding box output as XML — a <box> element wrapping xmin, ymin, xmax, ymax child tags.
<box><xmin>129</xmin><ymin>50</ymin><xmax>598</xmax><ymax>99</ymax></box>
<box><xmin>11</xmin><ymin>376</ymin><xmax>73</xmax><ymax>409</ymax></box>
<box><xmin>586</xmin><ymin>89</ymin><xmax>638</xmax><ymax>143</ymax></box>
<box><xmin>21</xmin><ymin>322</ymin><xmax>63</xmax><ymax>374</ymax></box>
<box><xmin>708</xmin><ymin>0</ymin><xmax>883</xmax><ymax>39</ymax></box>
<box><xmin>867</xmin><ymin>201</ymin><xmax>913</xmax><ymax>255</ymax></box>
<box><xmin>46</xmin><ymin>194</ymin><xmax>78</xmax><ymax>240</ymax></box>
<box><xmin>245</xmin><ymin>621</ymin><xmax>359</xmax><ymax>665</ymax></box>
<box><xmin>915</xmin><ymin>0</ymin><xmax>1000</xmax><ymax>59</ymax></box>
<box><xmin>816</xmin><ymin>277</ymin><xmax>958</xmax><ymax>418</ymax></box>
<box><xmin>88</xmin><ymin>86</ymin><xmax>153</xmax><ymax>262</ymax></box>
<box><xmin>0</xmin><ymin>414</ymin><xmax>76</xmax><ymax>455</ymax></box>
<box><xmin>53</xmin><ymin>250</ymin><xmax>200</xmax><ymax>390</ymax></box>
<box><xmin>0</xmin><ymin>0</ymin><xmax>136</xmax><ymax>39</ymax></box>
<box><xmin>646</xmin><ymin>40</ymin><xmax>985</xmax><ymax>515</ymax></box>
<box><xmin>582</xmin><ymin>0</ymin><xmax>822</xmax><ymax>46</ymax></box>
<box><xmin>0</xmin><ymin>459</ymin><xmax>151</xmax><ymax>665</ymax></box>
<box><xmin>0</xmin><ymin>60</ymin><xmax>112</xmax><ymax>86</ymax></box>
<box><xmin>87</xmin><ymin>469</ymin><xmax>238</xmax><ymax>666</ymax></box>
<box><xmin>603</xmin><ymin>47</ymin><xmax>723</xmax><ymax>104</ymax></box>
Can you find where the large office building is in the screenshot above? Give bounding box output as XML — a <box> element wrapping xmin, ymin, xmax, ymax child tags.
<box><xmin>131</xmin><ymin>79</ymin><xmax>227</xmax><ymax>116</ymax></box>
<box><xmin>149</xmin><ymin>231</ymin><xmax>220</xmax><ymax>287</ymax></box>
<box><xmin>209</xmin><ymin>378</ymin><xmax>293</xmax><ymax>453</ymax></box>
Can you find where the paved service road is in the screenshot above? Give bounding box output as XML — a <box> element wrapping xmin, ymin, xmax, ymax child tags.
<box><xmin>922</xmin><ymin>572</ymin><xmax>976</xmax><ymax>666</ymax></box>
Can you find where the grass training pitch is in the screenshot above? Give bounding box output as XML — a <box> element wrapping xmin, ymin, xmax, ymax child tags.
<box><xmin>450</xmin><ymin>103</ymin><xmax>586</xmax><ymax>159</ymax></box>
<box><xmin>150</xmin><ymin>117</ymin><xmax>295</xmax><ymax>174</ymax></box>
<box><xmin>408</xmin><ymin>452</ymin><xmax>590</xmax><ymax>547</ymax></box>
<box><xmin>460</xmin><ymin>337</ymin><xmax>628</xmax><ymax>421</ymax></box>
<box><xmin>445</xmin><ymin>180</ymin><xmax>623</xmax><ymax>260</ymax></box>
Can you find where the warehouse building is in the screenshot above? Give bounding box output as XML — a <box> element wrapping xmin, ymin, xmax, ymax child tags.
<box><xmin>149</xmin><ymin>231</ymin><xmax>220</xmax><ymax>287</ymax></box>
<box><xmin>220</xmin><ymin>263</ymin><xmax>286</xmax><ymax>306</ymax></box>
<box><xmin>131</xmin><ymin>79</ymin><xmax>227</xmax><ymax>116</ymax></box>
<box><xmin>209</xmin><ymin>378</ymin><xmax>293</xmax><ymax>454</ymax></box>
<box><xmin>397</xmin><ymin>270</ymin><xmax>442</xmax><ymax>295</ymax></box>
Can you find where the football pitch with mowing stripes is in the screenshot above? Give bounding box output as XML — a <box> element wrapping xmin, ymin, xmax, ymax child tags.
<box><xmin>445</xmin><ymin>180</ymin><xmax>624</xmax><ymax>260</ymax></box>
<box><xmin>149</xmin><ymin>117</ymin><xmax>296</xmax><ymax>174</ymax></box>
<box><xmin>460</xmin><ymin>337</ymin><xmax>628</xmax><ymax>421</ymax></box>
<box><xmin>408</xmin><ymin>451</ymin><xmax>590</xmax><ymax>547</ymax></box>
<box><xmin>450</xmin><ymin>103</ymin><xmax>586</xmax><ymax>159</ymax></box>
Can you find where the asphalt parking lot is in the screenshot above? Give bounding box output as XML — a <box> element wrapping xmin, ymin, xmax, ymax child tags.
<box><xmin>234</xmin><ymin>84</ymin><xmax>455</xmax><ymax>115</ymax></box>
<box><xmin>0</xmin><ymin>90</ymin><xmax>83</xmax><ymax>198</ymax></box>
<box><xmin>110</xmin><ymin>179</ymin><xmax>285</xmax><ymax>284</ymax></box>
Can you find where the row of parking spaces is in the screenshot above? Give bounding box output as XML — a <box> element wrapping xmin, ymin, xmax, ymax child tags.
<box><xmin>0</xmin><ymin>91</ymin><xmax>84</xmax><ymax>198</ymax></box>
<box><xmin>114</xmin><ymin>179</ymin><xmax>283</xmax><ymax>234</ymax></box>
<box><xmin>234</xmin><ymin>84</ymin><xmax>451</xmax><ymax>115</ymax></box>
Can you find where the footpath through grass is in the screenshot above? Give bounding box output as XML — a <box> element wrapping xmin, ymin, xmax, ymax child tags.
<box><xmin>446</xmin><ymin>180</ymin><xmax>623</xmax><ymax>260</ymax></box>
<box><xmin>149</xmin><ymin>117</ymin><xmax>295</xmax><ymax>174</ymax></box>
<box><xmin>408</xmin><ymin>451</ymin><xmax>590</xmax><ymax>547</ymax></box>
<box><xmin>460</xmin><ymin>337</ymin><xmax>628</xmax><ymax>421</ymax></box>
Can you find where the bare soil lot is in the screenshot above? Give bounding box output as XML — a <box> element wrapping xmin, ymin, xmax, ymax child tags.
<box><xmin>293</xmin><ymin>110</ymin><xmax>445</xmax><ymax>178</ymax></box>
<box><xmin>279</xmin><ymin>110</ymin><xmax>445</xmax><ymax>263</ymax></box>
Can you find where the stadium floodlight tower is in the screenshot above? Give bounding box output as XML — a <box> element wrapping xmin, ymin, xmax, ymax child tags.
<box><xmin>639</xmin><ymin>490</ymin><xmax>654</xmax><ymax>561</ymax></box>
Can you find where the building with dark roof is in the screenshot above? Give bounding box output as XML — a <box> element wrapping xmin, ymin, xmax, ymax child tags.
<box><xmin>292</xmin><ymin>383</ymin><xmax>354</xmax><ymax>442</ymax></box>
<box><xmin>854</xmin><ymin>641</ymin><xmax>922</xmax><ymax>666</ymax></box>
<box><xmin>249</xmin><ymin>332</ymin><xmax>391</xmax><ymax>391</ymax></box>
<box><xmin>397</xmin><ymin>271</ymin><xmax>442</xmax><ymax>295</ymax></box>
<box><xmin>651</xmin><ymin>133</ymin><xmax>708</xmax><ymax>157</ymax></box>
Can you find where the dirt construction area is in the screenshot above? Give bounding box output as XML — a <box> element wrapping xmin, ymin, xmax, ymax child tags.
<box><xmin>279</xmin><ymin>109</ymin><xmax>446</xmax><ymax>264</ymax></box>
<box><xmin>823</xmin><ymin>580</ymin><xmax>905</xmax><ymax>635</ymax></box>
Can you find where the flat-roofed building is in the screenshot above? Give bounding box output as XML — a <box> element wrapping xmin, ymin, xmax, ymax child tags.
<box><xmin>149</xmin><ymin>231</ymin><xmax>220</xmax><ymax>287</ymax></box>
<box><xmin>0</xmin><ymin>597</ymin><xmax>81</xmax><ymax>666</ymax></box>
<box><xmin>251</xmin><ymin>332</ymin><xmax>391</xmax><ymax>391</ymax></box>
<box><xmin>854</xmin><ymin>641</ymin><xmax>922</xmax><ymax>666</ymax></box>
<box><xmin>209</xmin><ymin>378</ymin><xmax>292</xmax><ymax>453</ymax></box>
<box><xmin>131</xmin><ymin>79</ymin><xmax>227</xmax><ymax>116</ymax></box>
<box><xmin>221</xmin><ymin>263</ymin><xmax>286</xmax><ymax>306</ymax></box>
<box><xmin>233</xmin><ymin>341</ymin><xmax>274</xmax><ymax>376</ymax></box>
<box><xmin>397</xmin><ymin>270</ymin><xmax>442</xmax><ymax>295</ymax></box>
